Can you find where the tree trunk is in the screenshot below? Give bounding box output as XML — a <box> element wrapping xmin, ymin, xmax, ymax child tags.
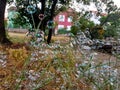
<box><xmin>47</xmin><ymin>0</ymin><xmax>58</xmax><ymax>44</ymax></box>
<box><xmin>0</xmin><ymin>0</ymin><xmax>12</xmax><ymax>44</ymax></box>
<box><xmin>47</xmin><ymin>28</ymin><xmax>52</xmax><ymax>44</ymax></box>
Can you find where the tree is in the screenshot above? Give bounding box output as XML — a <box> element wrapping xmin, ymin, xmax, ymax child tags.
<box><xmin>12</xmin><ymin>0</ymin><xmax>109</xmax><ymax>43</ymax></box>
<box><xmin>100</xmin><ymin>12</ymin><xmax>120</xmax><ymax>38</ymax></box>
<box><xmin>0</xmin><ymin>0</ymin><xmax>12</xmax><ymax>44</ymax></box>
<box><xmin>70</xmin><ymin>16</ymin><xmax>95</xmax><ymax>36</ymax></box>
<box><xmin>99</xmin><ymin>0</ymin><xmax>119</xmax><ymax>26</ymax></box>
<box><xmin>99</xmin><ymin>0</ymin><xmax>120</xmax><ymax>38</ymax></box>
<box><xmin>0</xmin><ymin>0</ymin><xmax>69</xmax><ymax>44</ymax></box>
<box><xmin>71</xmin><ymin>0</ymin><xmax>119</xmax><ymax>39</ymax></box>
<box><xmin>13</xmin><ymin>0</ymin><xmax>71</xmax><ymax>44</ymax></box>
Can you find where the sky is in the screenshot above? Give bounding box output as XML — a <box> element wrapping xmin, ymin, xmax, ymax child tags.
<box><xmin>113</xmin><ymin>0</ymin><xmax>120</xmax><ymax>7</ymax></box>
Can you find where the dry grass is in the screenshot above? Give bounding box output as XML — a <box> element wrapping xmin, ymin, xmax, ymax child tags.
<box><xmin>52</xmin><ymin>35</ymin><xmax>69</xmax><ymax>41</ymax></box>
<box><xmin>8</xmin><ymin>32</ymin><xmax>27</xmax><ymax>43</ymax></box>
<box><xmin>8</xmin><ymin>32</ymin><xmax>70</xmax><ymax>44</ymax></box>
<box><xmin>8</xmin><ymin>32</ymin><xmax>26</xmax><ymax>37</ymax></box>
<box><xmin>0</xmin><ymin>32</ymin><xmax>119</xmax><ymax>90</ymax></box>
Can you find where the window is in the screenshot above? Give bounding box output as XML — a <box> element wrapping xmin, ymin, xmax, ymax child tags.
<box><xmin>67</xmin><ymin>26</ymin><xmax>71</xmax><ymax>31</ymax></box>
<box><xmin>68</xmin><ymin>16</ymin><xmax>72</xmax><ymax>22</ymax></box>
<box><xmin>58</xmin><ymin>25</ymin><xmax>64</xmax><ymax>29</ymax></box>
<box><xmin>59</xmin><ymin>15</ymin><xmax>65</xmax><ymax>22</ymax></box>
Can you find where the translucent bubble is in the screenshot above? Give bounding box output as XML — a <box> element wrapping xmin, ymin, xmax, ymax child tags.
<box><xmin>47</xmin><ymin>20</ymin><xmax>54</xmax><ymax>29</ymax></box>
<box><xmin>26</xmin><ymin>5</ymin><xmax>36</xmax><ymax>14</ymax></box>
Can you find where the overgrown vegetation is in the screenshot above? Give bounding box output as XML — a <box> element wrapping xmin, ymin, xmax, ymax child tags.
<box><xmin>0</xmin><ymin>33</ymin><xmax>120</xmax><ymax>90</ymax></box>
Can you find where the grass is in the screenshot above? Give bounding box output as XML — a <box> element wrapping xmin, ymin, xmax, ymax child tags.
<box><xmin>8</xmin><ymin>32</ymin><xmax>28</xmax><ymax>43</ymax></box>
<box><xmin>8</xmin><ymin>32</ymin><xmax>69</xmax><ymax>44</ymax></box>
<box><xmin>0</xmin><ymin>32</ymin><xmax>120</xmax><ymax>90</ymax></box>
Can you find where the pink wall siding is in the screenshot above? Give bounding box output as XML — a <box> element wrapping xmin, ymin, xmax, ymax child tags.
<box><xmin>54</xmin><ymin>11</ymin><xmax>73</xmax><ymax>33</ymax></box>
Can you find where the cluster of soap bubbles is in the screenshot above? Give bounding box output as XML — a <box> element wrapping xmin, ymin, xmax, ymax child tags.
<box><xmin>25</xmin><ymin>2</ymin><xmax>55</xmax><ymax>45</ymax></box>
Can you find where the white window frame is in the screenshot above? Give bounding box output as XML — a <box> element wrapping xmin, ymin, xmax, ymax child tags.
<box><xmin>59</xmin><ymin>15</ymin><xmax>65</xmax><ymax>22</ymax></box>
<box><xmin>67</xmin><ymin>26</ymin><xmax>71</xmax><ymax>31</ymax></box>
<box><xmin>68</xmin><ymin>16</ymin><xmax>72</xmax><ymax>22</ymax></box>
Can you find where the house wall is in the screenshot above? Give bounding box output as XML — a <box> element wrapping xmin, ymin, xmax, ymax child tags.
<box><xmin>54</xmin><ymin>10</ymin><xmax>73</xmax><ymax>34</ymax></box>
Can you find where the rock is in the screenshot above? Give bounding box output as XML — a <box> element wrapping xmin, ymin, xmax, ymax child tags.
<box><xmin>82</xmin><ymin>45</ymin><xmax>91</xmax><ymax>50</ymax></box>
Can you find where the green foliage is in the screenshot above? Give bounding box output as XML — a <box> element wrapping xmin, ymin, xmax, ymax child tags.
<box><xmin>79</xmin><ymin>16</ymin><xmax>95</xmax><ymax>31</ymax></box>
<box><xmin>11</xmin><ymin>12</ymin><xmax>31</xmax><ymax>29</ymax></box>
<box><xmin>70</xmin><ymin>25</ymin><xmax>79</xmax><ymax>35</ymax></box>
<box><xmin>57</xmin><ymin>28</ymin><xmax>69</xmax><ymax>34</ymax></box>
<box><xmin>104</xmin><ymin>24</ymin><xmax>119</xmax><ymax>38</ymax></box>
<box><xmin>70</xmin><ymin>16</ymin><xmax>95</xmax><ymax>37</ymax></box>
<box><xmin>100</xmin><ymin>12</ymin><xmax>120</xmax><ymax>38</ymax></box>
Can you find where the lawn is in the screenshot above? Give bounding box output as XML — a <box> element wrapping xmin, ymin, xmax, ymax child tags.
<box><xmin>8</xmin><ymin>32</ymin><xmax>28</xmax><ymax>43</ymax></box>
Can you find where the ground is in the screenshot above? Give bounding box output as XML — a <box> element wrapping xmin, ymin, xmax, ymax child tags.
<box><xmin>0</xmin><ymin>32</ymin><xmax>119</xmax><ymax>90</ymax></box>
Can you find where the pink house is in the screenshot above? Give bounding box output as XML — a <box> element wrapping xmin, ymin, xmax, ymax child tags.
<box><xmin>54</xmin><ymin>8</ymin><xmax>74</xmax><ymax>34</ymax></box>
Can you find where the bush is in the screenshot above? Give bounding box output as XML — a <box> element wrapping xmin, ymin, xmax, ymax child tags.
<box><xmin>70</xmin><ymin>26</ymin><xmax>79</xmax><ymax>35</ymax></box>
<box><xmin>57</xmin><ymin>28</ymin><xmax>69</xmax><ymax>34</ymax></box>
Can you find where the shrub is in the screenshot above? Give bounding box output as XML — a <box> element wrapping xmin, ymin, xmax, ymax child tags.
<box><xmin>70</xmin><ymin>26</ymin><xmax>79</xmax><ymax>35</ymax></box>
<box><xmin>57</xmin><ymin>28</ymin><xmax>69</xmax><ymax>34</ymax></box>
